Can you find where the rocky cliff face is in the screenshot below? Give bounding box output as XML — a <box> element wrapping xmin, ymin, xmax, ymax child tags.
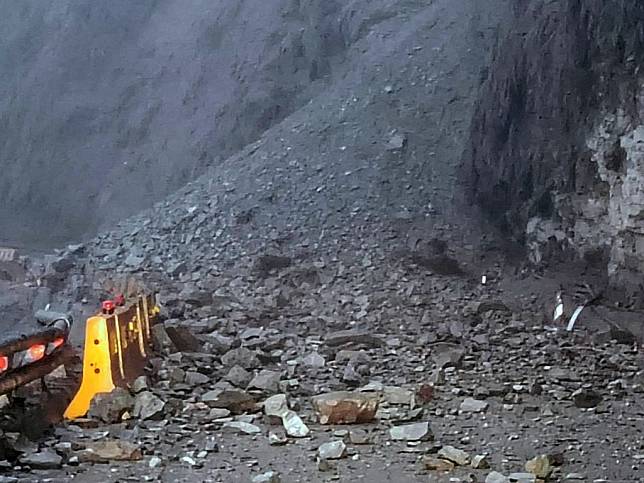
<box><xmin>467</xmin><ymin>0</ymin><xmax>644</xmax><ymax>304</ymax></box>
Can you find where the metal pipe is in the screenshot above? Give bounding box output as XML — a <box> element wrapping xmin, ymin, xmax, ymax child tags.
<box><xmin>0</xmin><ymin>327</ymin><xmax>68</xmax><ymax>355</ymax></box>
<box><xmin>35</xmin><ymin>310</ymin><xmax>73</xmax><ymax>330</ymax></box>
<box><xmin>0</xmin><ymin>345</ymin><xmax>74</xmax><ymax>395</ymax></box>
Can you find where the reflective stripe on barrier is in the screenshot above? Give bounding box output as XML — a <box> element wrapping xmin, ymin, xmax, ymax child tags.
<box><xmin>64</xmin><ymin>294</ymin><xmax>158</xmax><ymax>420</ymax></box>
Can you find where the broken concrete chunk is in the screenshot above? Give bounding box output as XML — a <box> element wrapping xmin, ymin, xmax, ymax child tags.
<box><xmin>318</xmin><ymin>440</ymin><xmax>347</xmax><ymax>460</ymax></box>
<box><xmin>53</xmin><ymin>442</ymin><xmax>73</xmax><ymax>459</ymax></box>
<box><xmin>88</xmin><ymin>387</ymin><xmax>134</xmax><ymax>423</ymax></box>
<box><xmin>311</xmin><ymin>391</ymin><xmax>379</xmax><ymax>424</ymax></box>
<box><xmin>133</xmin><ymin>391</ymin><xmax>165</xmax><ymax>420</ymax></box>
<box><xmin>438</xmin><ymin>445</ymin><xmax>471</xmax><ymax>466</ymax></box>
<box><xmin>389</xmin><ymin>421</ymin><xmax>431</xmax><ymax>441</ymax></box>
<box><xmin>3</xmin><ymin>432</ymin><xmax>37</xmax><ymax>454</ymax></box>
<box><xmin>460</xmin><ymin>397</ymin><xmax>489</xmax><ymax>413</ymax></box>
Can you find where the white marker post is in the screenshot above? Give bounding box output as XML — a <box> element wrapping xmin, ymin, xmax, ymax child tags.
<box><xmin>566</xmin><ymin>305</ymin><xmax>585</xmax><ymax>332</ymax></box>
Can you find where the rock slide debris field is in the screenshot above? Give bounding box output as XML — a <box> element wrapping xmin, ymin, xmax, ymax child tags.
<box><xmin>0</xmin><ymin>0</ymin><xmax>643</xmax><ymax>482</ymax></box>
<box><xmin>1</xmin><ymin>231</ymin><xmax>643</xmax><ymax>482</ymax></box>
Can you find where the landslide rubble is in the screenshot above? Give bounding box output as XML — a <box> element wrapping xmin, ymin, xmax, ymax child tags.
<box><xmin>2</xmin><ymin>257</ymin><xmax>643</xmax><ymax>481</ymax></box>
<box><xmin>1</xmin><ymin>1</ymin><xmax>644</xmax><ymax>482</ymax></box>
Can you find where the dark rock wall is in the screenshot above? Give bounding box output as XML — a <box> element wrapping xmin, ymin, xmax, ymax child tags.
<box><xmin>466</xmin><ymin>0</ymin><xmax>644</xmax><ymax>301</ymax></box>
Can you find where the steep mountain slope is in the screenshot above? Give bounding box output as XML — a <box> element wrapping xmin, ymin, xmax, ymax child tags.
<box><xmin>0</xmin><ymin>0</ymin><xmax>404</xmax><ymax>245</ymax></box>
<box><xmin>65</xmin><ymin>0</ymin><xmax>509</xmax><ymax>282</ymax></box>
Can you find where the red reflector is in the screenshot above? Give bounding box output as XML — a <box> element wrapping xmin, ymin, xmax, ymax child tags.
<box><xmin>102</xmin><ymin>300</ymin><xmax>115</xmax><ymax>314</ymax></box>
<box><xmin>28</xmin><ymin>344</ymin><xmax>46</xmax><ymax>362</ymax></box>
<box><xmin>52</xmin><ymin>337</ymin><xmax>65</xmax><ymax>349</ymax></box>
<box><xmin>0</xmin><ymin>356</ymin><xmax>8</xmax><ymax>372</ymax></box>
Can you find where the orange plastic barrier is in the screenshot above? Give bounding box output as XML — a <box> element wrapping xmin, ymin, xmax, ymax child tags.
<box><xmin>64</xmin><ymin>295</ymin><xmax>158</xmax><ymax>419</ymax></box>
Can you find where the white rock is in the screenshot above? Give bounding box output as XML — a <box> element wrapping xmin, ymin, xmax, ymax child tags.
<box><xmin>471</xmin><ymin>454</ymin><xmax>490</xmax><ymax>469</ymax></box>
<box><xmin>389</xmin><ymin>422</ymin><xmax>431</xmax><ymax>441</ymax></box>
<box><xmin>264</xmin><ymin>394</ymin><xmax>289</xmax><ymax>418</ymax></box>
<box><xmin>252</xmin><ymin>471</ymin><xmax>281</xmax><ymax>483</ymax></box>
<box><xmin>209</xmin><ymin>408</ymin><xmax>232</xmax><ymax>419</ymax></box>
<box><xmin>303</xmin><ymin>352</ymin><xmax>326</xmax><ymax>368</ymax></box>
<box><xmin>268</xmin><ymin>431</ymin><xmax>288</xmax><ymax>446</ymax></box>
<box><xmin>438</xmin><ymin>445</ymin><xmax>471</xmax><ymax>466</ymax></box>
<box><xmin>222</xmin><ymin>421</ymin><xmax>262</xmax><ymax>435</ymax></box>
<box><xmin>563</xmin><ymin>474</ymin><xmax>585</xmax><ymax>481</ymax></box>
<box><xmin>486</xmin><ymin>472</ymin><xmax>509</xmax><ymax>483</ymax></box>
<box><xmin>383</xmin><ymin>386</ymin><xmax>414</xmax><ymax>405</ymax></box>
<box><xmin>318</xmin><ymin>440</ymin><xmax>347</xmax><ymax>460</ymax></box>
<box><xmin>282</xmin><ymin>410</ymin><xmax>310</xmax><ymax>438</ymax></box>
<box><xmin>508</xmin><ymin>474</ymin><xmax>536</xmax><ymax>483</ymax></box>
<box><xmin>460</xmin><ymin>397</ymin><xmax>489</xmax><ymax>413</ymax></box>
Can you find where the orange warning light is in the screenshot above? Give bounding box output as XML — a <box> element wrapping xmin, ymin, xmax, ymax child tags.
<box><xmin>27</xmin><ymin>344</ymin><xmax>46</xmax><ymax>363</ymax></box>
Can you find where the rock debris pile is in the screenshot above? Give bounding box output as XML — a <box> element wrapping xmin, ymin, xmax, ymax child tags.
<box><xmin>2</xmin><ymin>243</ymin><xmax>643</xmax><ymax>481</ymax></box>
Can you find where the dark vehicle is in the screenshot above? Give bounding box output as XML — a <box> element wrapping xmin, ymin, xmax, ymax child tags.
<box><xmin>0</xmin><ymin>310</ymin><xmax>73</xmax><ymax>395</ymax></box>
